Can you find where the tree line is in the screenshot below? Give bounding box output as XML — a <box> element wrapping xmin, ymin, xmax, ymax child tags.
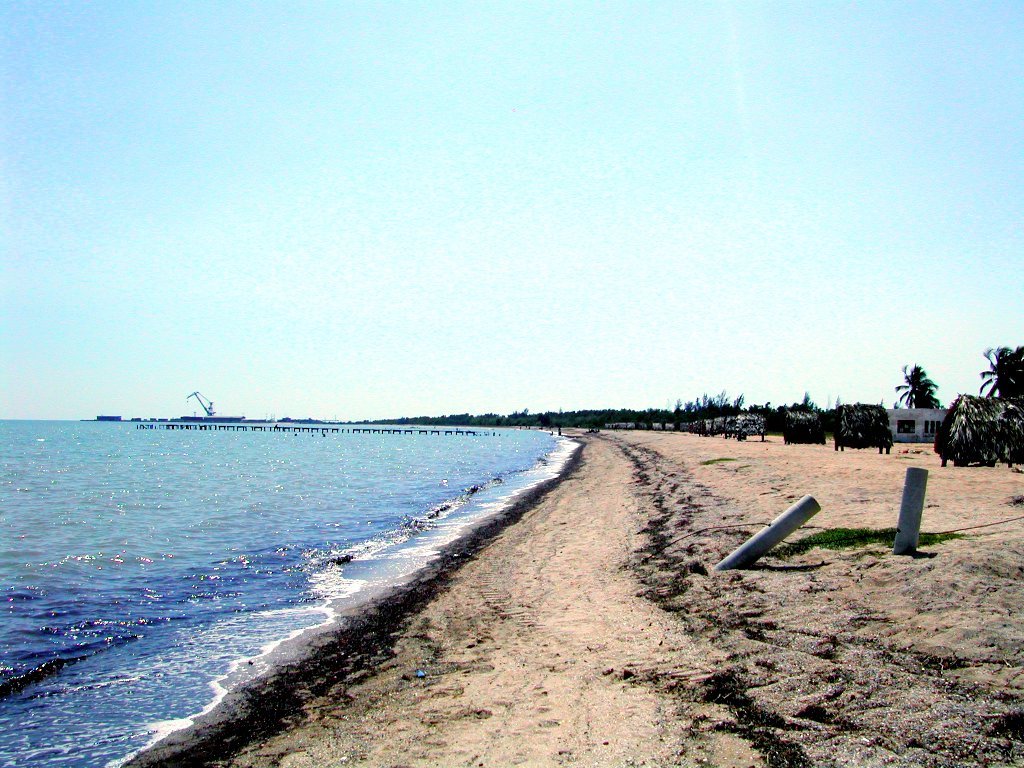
<box><xmin>361</xmin><ymin>345</ymin><xmax>1023</xmax><ymax>430</ymax></box>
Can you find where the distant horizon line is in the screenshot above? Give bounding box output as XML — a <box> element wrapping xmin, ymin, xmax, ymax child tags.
<box><xmin>3</xmin><ymin>398</ymin><xmax>978</xmax><ymax>425</ymax></box>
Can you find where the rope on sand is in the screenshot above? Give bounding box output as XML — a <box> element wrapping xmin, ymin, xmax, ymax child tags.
<box><xmin>649</xmin><ymin>514</ymin><xmax>1024</xmax><ymax>558</ymax></box>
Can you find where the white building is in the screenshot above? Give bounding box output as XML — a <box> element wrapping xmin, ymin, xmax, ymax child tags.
<box><xmin>887</xmin><ymin>408</ymin><xmax>947</xmax><ymax>443</ymax></box>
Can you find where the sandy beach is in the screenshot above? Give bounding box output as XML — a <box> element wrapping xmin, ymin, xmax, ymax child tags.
<box><xmin>136</xmin><ymin>430</ymin><xmax>1024</xmax><ymax>767</ymax></box>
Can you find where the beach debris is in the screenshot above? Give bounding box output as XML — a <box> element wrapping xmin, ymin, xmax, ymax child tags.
<box><xmin>934</xmin><ymin>395</ymin><xmax>1024</xmax><ymax>467</ymax></box>
<box><xmin>835</xmin><ymin>404</ymin><xmax>893</xmax><ymax>454</ymax></box>
<box><xmin>893</xmin><ymin>468</ymin><xmax>928</xmax><ymax>555</ymax></box>
<box><xmin>416</xmin><ymin>669</ymin><xmax>427</xmax><ymax>678</ymax></box>
<box><xmin>783</xmin><ymin>410</ymin><xmax>826</xmax><ymax>445</ymax></box>
<box><xmin>714</xmin><ymin>495</ymin><xmax>821</xmax><ymax>571</ymax></box>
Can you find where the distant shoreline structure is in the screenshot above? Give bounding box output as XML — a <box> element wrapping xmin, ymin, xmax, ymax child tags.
<box><xmin>90</xmin><ymin>416</ymin><xmax>338</xmax><ymax>425</ymax></box>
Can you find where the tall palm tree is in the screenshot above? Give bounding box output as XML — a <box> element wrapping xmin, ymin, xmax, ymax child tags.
<box><xmin>980</xmin><ymin>346</ymin><xmax>1024</xmax><ymax>398</ymax></box>
<box><xmin>895</xmin><ymin>364</ymin><xmax>941</xmax><ymax>408</ymax></box>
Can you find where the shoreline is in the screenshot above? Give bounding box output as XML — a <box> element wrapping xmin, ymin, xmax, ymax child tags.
<box><xmin>125</xmin><ymin>438</ymin><xmax>584</xmax><ymax>768</ymax></box>
<box><xmin>132</xmin><ymin>430</ymin><xmax>1023</xmax><ymax>767</ymax></box>
<box><xmin>219</xmin><ymin>431</ymin><xmax>702</xmax><ymax>767</ymax></box>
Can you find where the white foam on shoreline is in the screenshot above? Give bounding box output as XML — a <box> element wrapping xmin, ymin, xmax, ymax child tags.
<box><xmin>126</xmin><ymin>434</ymin><xmax>579</xmax><ymax>764</ymax></box>
<box><xmin>118</xmin><ymin>605</ymin><xmax>336</xmax><ymax>767</ymax></box>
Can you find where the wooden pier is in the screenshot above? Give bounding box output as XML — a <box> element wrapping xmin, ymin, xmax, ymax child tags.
<box><xmin>135</xmin><ymin>423</ymin><xmax>492</xmax><ymax>436</ymax></box>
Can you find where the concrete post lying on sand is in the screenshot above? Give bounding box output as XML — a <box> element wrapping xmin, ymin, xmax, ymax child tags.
<box><xmin>714</xmin><ymin>495</ymin><xmax>821</xmax><ymax>571</ymax></box>
<box><xmin>893</xmin><ymin>467</ymin><xmax>928</xmax><ymax>555</ymax></box>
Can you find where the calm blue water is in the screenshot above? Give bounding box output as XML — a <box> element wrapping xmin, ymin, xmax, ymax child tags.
<box><xmin>0</xmin><ymin>420</ymin><xmax>566</xmax><ymax>767</ymax></box>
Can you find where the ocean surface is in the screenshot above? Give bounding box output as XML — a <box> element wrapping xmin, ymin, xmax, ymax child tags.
<box><xmin>0</xmin><ymin>420</ymin><xmax>569</xmax><ymax>768</ymax></box>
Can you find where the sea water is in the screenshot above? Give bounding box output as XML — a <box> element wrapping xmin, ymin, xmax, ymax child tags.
<box><xmin>0</xmin><ymin>420</ymin><xmax>569</xmax><ymax>767</ymax></box>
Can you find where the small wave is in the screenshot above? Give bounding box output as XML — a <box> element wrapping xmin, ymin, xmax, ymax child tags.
<box><xmin>303</xmin><ymin>484</ymin><xmax>490</xmax><ymax>571</ymax></box>
<box><xmin>136</xmin><ymin>605</ymin><xmax>337</xmax><ymax>761</ymax></box>
<box><xmin>1</xmin><ymin>626</ymin><xmax>151</xmax><ymax>701</ymax></box>
<box><xmin>62</xmin><ymin>674</ymin><xmax>143</xmax><ymax>695</ymax></box>
<box><xmin>306</xmin><ymin>566</ymin><xmax>366</xmax><ymax>601</ymax></box>
<box><xmin>0</xmin><ymin>654</ymin><xmax>90</xmax><ymax>699</ymax></box>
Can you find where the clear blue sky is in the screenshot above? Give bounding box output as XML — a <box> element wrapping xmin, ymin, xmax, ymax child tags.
<box><xmin>2</xmin><ymin>1</ymin><xmax>1021</xmax><ymax>420</ymax></box>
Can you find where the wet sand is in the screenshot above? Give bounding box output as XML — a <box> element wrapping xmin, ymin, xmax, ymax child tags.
<box><xmin>135</xmin><ymin>430</ymin><xmax>1024</xmax><ymax>767</ymax></box>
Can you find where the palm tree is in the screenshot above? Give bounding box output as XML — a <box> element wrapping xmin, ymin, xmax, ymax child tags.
<box><xmin>980</xmin><ymin>346</ymin><xmax>1024</xmax><ymax>398</ymax></box>
<box><xmin>895</xmin><ymin>364</ymin><xmax>941</xmax><ymax>408</ymax></box>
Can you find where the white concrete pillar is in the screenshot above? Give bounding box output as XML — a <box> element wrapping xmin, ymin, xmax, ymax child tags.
<box><xmin>893</xmin><ymin>467</ymin><xmax>928</xmax><ymax>555</ymax></box>
<box><xmin>714</xmin><ymin>495</ymin><xmax>821</xmax><ymax>571</ymax></box>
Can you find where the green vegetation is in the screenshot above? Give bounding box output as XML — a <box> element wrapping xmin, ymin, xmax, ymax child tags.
<box><xmin>358</xmin><ymin>344</ymin><xmax>1019</xmax><ymax>431</ymax></box>
<box><xmin>362</xmin><ymin>393</ymin><xmax>836</xmax><ymax>431</ymax></box>
<box><xmin>895</xmin><ymin>364</ymin><xmax>941</xmax><ymax>408</ymax></box>
<box><xmin>700</xmin><ymin>457</ymin><xmax>738</xmax><ymax>465</ymax></box>
<box><xmin>980</xmin><ymin>345</ymin><xmax>1024</xmax><ymax>398</ymax></box>
<box><xmin>771</xmin><ymin>527</ymin><xmax>963</xmax><ymax>559</ymax></box>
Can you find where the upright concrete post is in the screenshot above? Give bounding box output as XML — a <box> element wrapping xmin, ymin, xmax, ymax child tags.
<box><xmin>714</xmin><ymin>495</ymin><xmax>821</xmax><ymax>571</ymax></box>
<box><xmin>893</xmin><ymin>467</ymin><xmax>928</xmax><ymax>555</ymax></box>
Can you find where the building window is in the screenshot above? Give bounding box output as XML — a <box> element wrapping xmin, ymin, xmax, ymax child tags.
<box><xmin>897</xmin><ymin>420</ymin><xmax>916</xmax><ymax>434</ymax></box>
<box><xmin>923</xmin><ymin>420</ymin><xmax>940</xmax><ymax>435</ymax></box>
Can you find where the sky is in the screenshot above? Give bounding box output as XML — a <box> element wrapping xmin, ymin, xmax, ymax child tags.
<box><xmin>2</xmin><ymin>1</ymin><xmax>1022</xmax><ymax>421</ymax></box>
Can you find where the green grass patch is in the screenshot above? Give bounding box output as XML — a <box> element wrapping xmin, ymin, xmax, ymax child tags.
<box><xmin>700</xmin><ymin>457</ymin><xmax>738</xmax><ymax>465</ymax></box>
<box><xmin>771</xmin><ymin>527</ymin><xmax>963</xmax><ymax>559</ymax></box>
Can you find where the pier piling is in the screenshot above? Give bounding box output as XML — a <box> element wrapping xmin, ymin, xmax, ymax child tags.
<box><xmin>135</xmin><ymin>422</ymin><xmax>491</xmax><ymax>438</ymax></box>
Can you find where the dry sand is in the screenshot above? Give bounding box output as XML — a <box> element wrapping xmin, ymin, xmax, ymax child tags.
<box><xmin>157</xmin><ymin>430</ymin><xmax>1024</xmax><ymax>767</ymax></box>
<box><xmin>614</xmin><ymin>430</ymin><xmax>1024</xmax><ymax>767</ymax></box>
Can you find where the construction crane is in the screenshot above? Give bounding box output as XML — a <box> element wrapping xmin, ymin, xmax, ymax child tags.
<box><xmin>186</xmin><ymin>391</ymin><xmax>216</xmax><ymax>418</ymax></box>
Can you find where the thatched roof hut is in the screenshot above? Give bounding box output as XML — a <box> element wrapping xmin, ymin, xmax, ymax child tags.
<box><xmin>703</xmin><ymin>417</ymin><xmax>726</xmax><ymax>436</ymax></box>
<box><xmin>835</xmin><ymin>404</ymin><xmax>893</xmax><ymax>454</ymax></box>
<box><xmin>741</xmin><ymin>413</ymin><xmax>766</xmax><ymax>441</ymax></box>
<box><xmin>1000</xmin><ymin>400</ymin><xmax>1024</xmax><ymax>466</ymax></box>
<box><xmin>936</xmin><ymin>395</ymin><xmax>1024</xmax><ymax>467</ymax></box>
<box><xmin>784</xmin><ymin>410</ymin><xmax>826</xmax><ymax>445</ymax></box>
<box><xmin>686</xmin><ymin>420</ymin><xmax>706</xmax><ymax>436</ymax></box>
<box><xmin>725</xmin><ymin>414</ymin><xmax>766</xmax><ymax>441</ymax></box>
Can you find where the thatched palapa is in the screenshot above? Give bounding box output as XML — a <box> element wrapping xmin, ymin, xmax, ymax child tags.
<box><xmin>724</xmin><ymin>414</ymin><xmax>766</xmax><ymax>442</ymax></box>
<box><xmin>784</xmin><ymin>410</ymin><xmax>826</xmax><ymax>445</ymax></box>
<box><xmin>689</xmin><ymin>417</ymin><xmax>726</xmax><ymax>437</ymax></box>
<box><xmin>835</xmin><ymin>404</ymin><xmax>893</xmax><ymax>454</ymax></box>
<box><xmin>1001</xmin><ymin>400</ymin><xmax>1024</xmax><ymax>466</ymax></box>
<box><xmin>936</xmin><ymin>395</ymin><xmax>1024</xmax><ymax>467</ymax></box>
